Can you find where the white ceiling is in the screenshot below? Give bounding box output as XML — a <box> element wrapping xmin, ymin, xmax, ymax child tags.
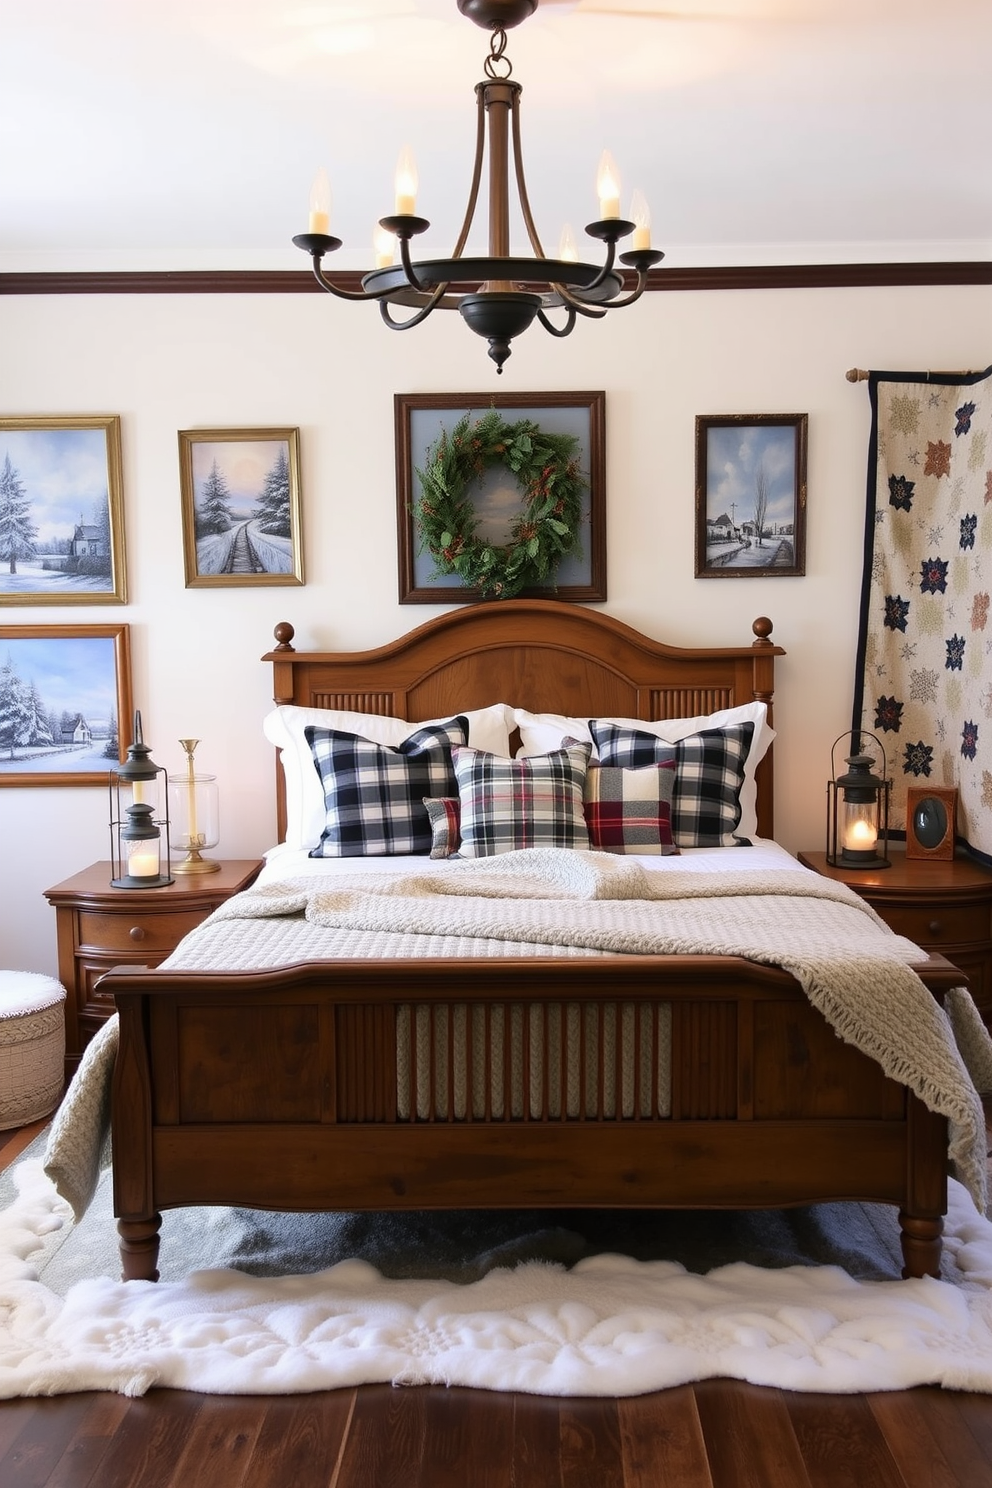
<box><xmin>2</xmin><ymin>0</ymin><xmax>990</xmax><ymax>274</ymax></box>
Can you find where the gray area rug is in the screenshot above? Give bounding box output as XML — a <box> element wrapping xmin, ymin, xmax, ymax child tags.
<box><xmin>2</xmin><ymin>1128</ymin><xmax>922</xmax><ymax>1294</ymax></box>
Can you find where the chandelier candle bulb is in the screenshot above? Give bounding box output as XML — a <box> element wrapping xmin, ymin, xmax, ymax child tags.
<box><xmin>308</xmin><ymin>169</ymin><xmax>331</xmax><ymax>234</ymax></box>
<box><xmin>630</xmin><ymin>189</ymin><xmax>651</xmax><ymax>251</ymax></box>
<box><xmin>373</xmin><ymin>224</ymin><xmax>395</xmax><ymax>268</ymax></box>
<box><xmin>394</xmin><ymin>146</ymin><xmax>418</xmax><ymax>216</ymax></box>
<box><xmin>558</xmin><ymin>223</ymin><xmax>578</xmax><ymax>262</ymax></box>
<box><xmin>597</xmin><ymin>151</ymin><xmax>621</xmax><ymax>219</ymax></box>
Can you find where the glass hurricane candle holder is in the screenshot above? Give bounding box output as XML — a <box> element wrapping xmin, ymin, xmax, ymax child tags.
<box><xmin>169</xmin><ymin>739</ymin><xmax>221</xmax><ymax>874</ymax></box>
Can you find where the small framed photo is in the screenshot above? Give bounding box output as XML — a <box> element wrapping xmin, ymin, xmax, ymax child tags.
<box><xmin>178</xmin><ymin>428</ymin><xmax>304</xmax><ymax>588</ymax></box>
<box><xmin>905</xmin><ymin>785</ymin><xmax>957</xmax><ymax>860</ymax></box>
<box><xmin>395</xmin><ymin>391</ymin><xmax>606</xmax><ymax>603</ymax></box>
<box><xmin>0</xmin><ymin>623</ymin><xmax>133</xmax><ymax>787</ymax></box>
<box><xmin>0</xmin><ymin>415</ymin><xmax>126</xmax><ymax>605</ymax></box>
<box><xmin>695</xmin><ymin>413</ymin><xmax>807</xmax><ymax>578</ymax></box>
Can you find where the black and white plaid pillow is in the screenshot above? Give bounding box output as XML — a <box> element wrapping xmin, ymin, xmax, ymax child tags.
<box><xmin>305</xmin><ymin>717</ymin><xmax>468</xmax><ymax>856</ymax></box>
<box><xmin>589</xmin><ymin>720</ymin><xmax>755</xmax><ymax>848</ymax></box>
<box><xmin>452</xmin><ymin>741</ymin><xmax>592</xmax><ymax>858</ymax></box>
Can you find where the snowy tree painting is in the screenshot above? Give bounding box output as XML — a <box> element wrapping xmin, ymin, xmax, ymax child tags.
<box><xmin>0</xmin><ymin>417</ymin><xmax>125</xmax><ymax>602</ymax></box>
<box><xmin>180</xmin><ymin>431</ymin><xmax>303</xmax><ymax>586</ymax></box>
<box><xmin>0</xmin><ymin>630</ymin><xmax>126</xmax><ymax>779</ymax></box>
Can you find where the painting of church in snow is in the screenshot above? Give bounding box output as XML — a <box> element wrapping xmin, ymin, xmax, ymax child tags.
<box><xmin>179</xmin><ymin>429</ymin><xmax>304</xmax><ymax>588</ymax></box>
<box><xmin>0</xmin><ymin>416</ymin><xmax>126</xmax><ymax>604</ymax></box>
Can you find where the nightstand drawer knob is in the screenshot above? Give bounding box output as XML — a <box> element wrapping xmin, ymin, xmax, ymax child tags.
<box><xmin>928</xmin><ymin>920</ymin><xmax>942</xmax><ymax>935</ymax></box>
<box><xmin>129</xmin><ymin>925</ymin><xmax>147</xmax><ymax>942</ymax></box>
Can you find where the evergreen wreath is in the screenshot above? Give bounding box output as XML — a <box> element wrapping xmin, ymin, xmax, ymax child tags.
<box><xmin>415</xmin><ymin>408</ymin><xmax>586</xmax><ymax>599</ymax></box>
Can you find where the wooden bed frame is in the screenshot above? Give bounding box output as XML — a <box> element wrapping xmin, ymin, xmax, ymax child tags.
<box><xmin>105</xmin><ymin>600</ymin><xmax>959</xmax><ymax>1283</ymax></box>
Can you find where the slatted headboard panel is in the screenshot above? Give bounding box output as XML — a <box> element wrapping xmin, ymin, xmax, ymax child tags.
<box><xmin>263</xmin><ymin>599</ymin><xmax>784</xmax><ymax>842</ymax></box>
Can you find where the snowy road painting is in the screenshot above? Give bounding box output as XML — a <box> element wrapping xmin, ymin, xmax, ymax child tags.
<box><xmin>179</xmin><ymin>430</ymin><xmax>304</xmax><ymax>588</ymax></box>
<box><xmin>0</xmin><ymin>417</ymin><xmax>125</xmax><ymax>604</ymax></box>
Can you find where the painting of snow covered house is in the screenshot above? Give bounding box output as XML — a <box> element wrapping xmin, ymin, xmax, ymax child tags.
<box><xmin>0</xmin><ymin>623</ymin><xmax>132</xmax><ymax>785</ymax></box>
<box><xmin>178</xmin><ymin>428</ymin><xmax>304</xmax><ymax>588</ymax></box>
<box><xmin>0</xmin><ymin>416</ymin><xmax>126</xmax><ymax>604</ymax></box>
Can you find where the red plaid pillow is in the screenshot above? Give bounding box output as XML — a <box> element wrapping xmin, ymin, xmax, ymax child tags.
<box><xmin>583</xmin><ymin>761</ymin><xmax>679</xmax><ymax>855</ymax></box>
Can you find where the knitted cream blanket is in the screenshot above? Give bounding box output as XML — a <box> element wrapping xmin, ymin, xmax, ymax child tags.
<box><xmin>206</xmin><ymin>849</ymin><xmax>992</xmax><ymax>1209</ymax></box>
<box><xmin>47</xmin><ymin>850</ymin><xmax>992</xmax><ymax>1218</ymax></box>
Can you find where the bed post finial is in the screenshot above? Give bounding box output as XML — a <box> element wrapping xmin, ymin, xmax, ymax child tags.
<box><xmin>751</xmin><ymin>617</ymin><xmax>774</xmax><ymax>648</ymax></box>
<box><xmin>272</xmin><ymin>622</ymin><xmax>296</xmax><ymax>653</ymax></box>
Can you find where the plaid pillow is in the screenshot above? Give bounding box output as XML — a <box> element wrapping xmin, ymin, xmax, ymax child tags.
<box><xmin>423</xmin><ymin>796</ymin><xmax>461</xmax><ymax>859</ymax></box>
<box><xmin>452</xmin><ymin>742</ymin><xmax>592</xmax><ymax>858</ymax></box>
<box><xmin>590</xmin><ymin>720</ymin><xmax>756</xmax><ymax>848</ymax></box>
<box><xmin>306</xmin><ymin>717</ymin><xmax>468</xmax><ymax>856</ymax></box>
<box><xmin>583</xmin><ymin>761</ymin><xmax>679</xmax><ymax>855</ymax></box>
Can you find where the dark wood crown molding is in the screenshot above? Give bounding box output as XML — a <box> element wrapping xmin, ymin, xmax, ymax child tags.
<box><xmin>1</xmin><ymin>263</ymin><xmax>989</xmax><ymax>296</ymax></box>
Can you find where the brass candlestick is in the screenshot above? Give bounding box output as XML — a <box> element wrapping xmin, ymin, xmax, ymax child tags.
<box><xmin>172</xmin><ymin>738</ymin><xmax>221</xmax><ymax>874</ymax></box>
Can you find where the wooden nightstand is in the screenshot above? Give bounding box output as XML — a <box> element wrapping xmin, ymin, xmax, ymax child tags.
<box><xmin>797</xmin><ymin>850</ymin><xmax>992</xmax><ymax>1025</ymax></box>
<box><xmin>44</xmin><ymin>859</ymin><xmax>263</xmax><ymax>1073</ymax></box>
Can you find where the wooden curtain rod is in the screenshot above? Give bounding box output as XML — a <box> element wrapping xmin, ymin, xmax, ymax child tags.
<box><xmin>845</xmin><ymin>366</ymin><xmax>981</xmax><ymax>382</ymax></box>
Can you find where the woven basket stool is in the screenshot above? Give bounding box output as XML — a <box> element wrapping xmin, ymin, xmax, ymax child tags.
<box><xmin>0</xmin><ymin>971</ymin><xmax>66</xmax><ymax>1130</ymax></box>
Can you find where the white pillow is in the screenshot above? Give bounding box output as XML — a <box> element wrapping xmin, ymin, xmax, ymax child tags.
<box><xmin>513</xmin><ymin>701</ymin><xmax>774</xmax><ymax>842</ymax></box>
<box><xmin>264</xmin><ymin>702</ymin><xmax>514</xmax><ymax>850</ymax></box>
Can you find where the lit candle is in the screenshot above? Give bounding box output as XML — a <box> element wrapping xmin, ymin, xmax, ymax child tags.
<box><xmin>308</xmin><ymin>168</ymin><xmax>331</xmax><ymax>234</ymax></box>
<box><xmin>844</xmin><ymin>817</ymin><xmax>877</xmax><ymax>851</ymax></box>
<box><xmin>373</xmin><ymin>223</ymin><xmax>395</xmax><ymax>269</ymax></box>
<box><xmin>558</xmin><ymin>223</ymin><xmax>578</xmax><ymax>263</ymax></box>
<box><xmin>629</xmin><ymin>189</ymin><xmax>651</xmax><ymax>251</ymax></box>
<box><xmin>129</xmin><ymin>848</ymin><xmax>159</xmax><ymax>878</ymax></box>
<box><xmin>179</xmin><ymin>739</ymin><xmax>200</xmax><ymax>848</ymax></box>
<box><xmin>394</xmin><ymin>145</ymin><xmax>418</xmax><ymax>216</ymax></box>
<box><xmin>597</xmin><ymin>151</ymin><xmax>621</xmax><ymax>220</ymax></box>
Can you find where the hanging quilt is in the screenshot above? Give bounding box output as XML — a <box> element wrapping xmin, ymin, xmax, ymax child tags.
<box><xmin>853</xmin><ymin>365</ymin><xmax>992</xmax><ymax>862</ymax></box>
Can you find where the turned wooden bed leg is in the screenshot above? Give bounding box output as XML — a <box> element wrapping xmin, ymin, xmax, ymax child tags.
<box><xmin>898</xmin><ymin>1211</ymin><xmax>943</xmax><ymax>1279</ymax></box>
<box><xmin>118</xmin><ymin>1213</ymin><xmax>162</xmax><ymax>1282</ymax></box>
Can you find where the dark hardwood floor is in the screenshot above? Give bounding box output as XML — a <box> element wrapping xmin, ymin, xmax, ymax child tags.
<box><xmin>3</xmin><ymin>1118</ymin><xmax>992</xmax><ymax>1487</ymax></box>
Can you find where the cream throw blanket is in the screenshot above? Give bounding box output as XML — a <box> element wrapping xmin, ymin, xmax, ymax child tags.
<box><xmin>47</xmin><ymin>849</ymin><xmax>992</xmax><ymax>1216</ymax></box>
<box><xmin>205</xmin><ymin>849</ymin><xmax>992</xmax><ymax>1209</ymax></box>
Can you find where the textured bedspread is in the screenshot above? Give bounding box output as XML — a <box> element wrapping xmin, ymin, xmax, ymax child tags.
<box><xmin>46</xmin><ymin>849</ymin><xmax>992</xmax><ymax>1217</ymax></box>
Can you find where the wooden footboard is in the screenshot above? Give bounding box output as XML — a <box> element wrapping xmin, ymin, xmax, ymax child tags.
<box><xmin>105</xmin><ymin>953</ymin><xmax>962</xmax><ymax>1284</ymax></box>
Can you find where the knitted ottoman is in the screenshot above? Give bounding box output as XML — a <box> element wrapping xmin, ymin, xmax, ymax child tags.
<box><xmin>0</xmin><ymin>971</ymin><xmax>66</xmax><ymax>1130</ymax></box>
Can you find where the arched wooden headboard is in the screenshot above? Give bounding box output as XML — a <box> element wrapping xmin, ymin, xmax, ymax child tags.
<box><xmin>263</xmin><ymin>600</ymin><xmax>785</xmax><ymax>841</ymax></box>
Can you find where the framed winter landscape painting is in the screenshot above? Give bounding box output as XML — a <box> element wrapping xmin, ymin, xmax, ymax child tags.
<box><xmin>0</xmin><ymin>415</ymin><xmax>126</xmax><ymax>605</ymax></box>
<box><xmin>694</xmin><ymin>413</ymin><xmax>807</xmax><ymax>579</ymax></box>
<box><xmin>178</xmin><ymin>428</ymin><xmax>304</xmax><ymax>588</ymax></box>
<box><xmin>0</xmin><ymin>623</ymin><xmax>132</xmax><ymax>787</ymax></box>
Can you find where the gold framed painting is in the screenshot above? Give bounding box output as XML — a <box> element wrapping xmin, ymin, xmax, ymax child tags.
<box><xmin>0</xmin><ymin>415</ymin><xmax>126</xmax><ymax>605</ymax></box>
<box><xmin>178</xmin><ymin>427</ymin><xmax>304</xmax><ymax>588</ymax></box>
<box><xmin>0</xmin><ymin>623</ymin><xmax>132</xmax><ymax>787</ymax></box>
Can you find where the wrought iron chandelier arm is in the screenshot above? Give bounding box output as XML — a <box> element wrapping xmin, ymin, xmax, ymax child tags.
<box><xmin>536</xmin><ymin>305</ymin><xmax>577</xmax><ymax>338</ymax></box>
<box><xmin>450</xmin><ymin>88</ymin><xmax>487</xmax><ymax>259</ymax></box>
<box><xmin>602</xmin><ymin>248</ymin><xmax>667</xmax><ymax>308</ymax></box>
<box><xmin>309</xmin><ymin>255</ymin><xmax>372</xmax><ymax>302</ymax></box>
<box><xmin>547</xmin><ymin>282</ymin><xmax>609</xmax><ymax>318</ymax></box>
<box><xmin>378</xmin><ymin>281</ymin><xmax>450</xmax><ymax>330</ymax></box>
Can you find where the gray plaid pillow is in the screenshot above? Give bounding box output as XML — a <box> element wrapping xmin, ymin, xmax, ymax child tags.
<box><xmin>452</xmin><ymin>742</ymin><xmax>592</xmax><ymax>858</ymax></box>
<box><xmin>306</xmin><ymin>717</ymin><xmax>468</xmax><ymax>856</ymax></box>
<box><xmin>589</xmin><ymin>720</ymin><xmax>756</xmax><ymax>847</ymax></box>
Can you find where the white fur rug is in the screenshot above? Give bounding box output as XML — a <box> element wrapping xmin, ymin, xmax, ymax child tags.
<box><xmin>4</xmin><ymin>1159</ymin><xmax>992</xmax><ymax>1399</ymax></box>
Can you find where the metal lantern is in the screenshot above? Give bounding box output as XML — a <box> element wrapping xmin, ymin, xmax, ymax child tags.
<box><xmin>826</xmin><ymin>731</ymin><xmax>891</xmax><ymax>870</ymax></box>
<box><xmin>109</xmin><ymin>710</ymin><xmax>173</xmax><ymax>888</ymax></box>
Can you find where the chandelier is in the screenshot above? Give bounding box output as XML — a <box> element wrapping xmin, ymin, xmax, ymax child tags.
<box><xmin>292</xmin><ymin>0</ymin><xmax>664</xmax><ymax>372</ymax></box>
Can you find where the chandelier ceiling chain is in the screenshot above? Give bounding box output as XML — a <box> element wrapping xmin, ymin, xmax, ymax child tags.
<box><xmin>292</xmin><ymin>0</ymin><xmax>664</xmax><ymax>373</ymax></box>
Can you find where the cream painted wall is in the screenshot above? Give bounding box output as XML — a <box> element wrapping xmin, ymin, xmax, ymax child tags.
<box><xmin>0</xmin><ymin>283</ymin><xmax>989</xmax><ymax>974</ymax></box>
